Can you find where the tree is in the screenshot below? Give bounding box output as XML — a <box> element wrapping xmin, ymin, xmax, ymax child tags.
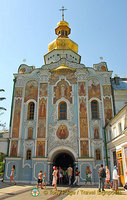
<box><xmin>0</xmin><ymin>89</ymin><xmax>6</xmax><ymax>128</ymax></box>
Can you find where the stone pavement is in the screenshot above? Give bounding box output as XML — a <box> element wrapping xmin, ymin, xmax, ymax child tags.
<box><xmin>0</xmin><ymin>181</ymin><xmax>127</xmax><ymax>200</ymax></box>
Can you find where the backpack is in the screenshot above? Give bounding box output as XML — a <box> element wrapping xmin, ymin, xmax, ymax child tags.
<box><xmin>99</xmin><ymin>169</ymin><xmax>106</xmax><ymax>178</ymax></box>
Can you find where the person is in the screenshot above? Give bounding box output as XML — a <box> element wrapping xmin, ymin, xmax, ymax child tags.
<box><xmin>105</xmin><ymin>166</ymin><xmax>112</xmax><ymax>188</ymax></box>
<box><xmin>52</xmin><ymin>166</ymin><xmax>58</xmax><ymax>191</ymax></box>
<box><xmin>85</xmin><ymin>166</ymin><xmax>92</xmax><ymax>186</ymax></box>
<box><xmin>58</xmin><ymin>167</ymin><xmax>63</xmax><ymax>184</ymax></box>
<box><xmin>112</xmin><ymin>166</ymin><xmax>119</xmax><ymax>192</ymax></box>
<box><xmin>42</xmin><ymin>172</ymin><xmax>47</xmax><ymax>189</ymax></box>
<box><xmin>37</xmin><ymin>170</ymin><xmax>43</xmax><ymax>189</ymax></box>
<box><xmin>10</xmin><ymin>165</ymin><xmax>16</xmax><ymax>185</ymax></box>
<box><xmin>63</xmin><ymin>168</ymin><xmax>67</xmax><ymax>184</ymax></box>
<box><xmin>98</xmin><ymin>164</ymin><xmax>106</xmax><ymax>192</ymax></box>
<box><xmin>73</xmin><ymin>167</ymin><xmax>80</xmax><ymax>186</ymax></box>
<box><xmin>67</xmin><ymin>165</ymin><xmax>73</xmax><ymax>185</ymax></box>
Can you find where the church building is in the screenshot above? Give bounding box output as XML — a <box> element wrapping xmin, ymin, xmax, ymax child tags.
<box><xmin>4</xmin><ymin>13</ymin><xmax>115</xmax><ymax>184</ymax></box>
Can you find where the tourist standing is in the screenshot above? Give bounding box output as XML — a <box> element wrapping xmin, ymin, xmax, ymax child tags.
<box><xmin>37</xmin><ymin>170</ymin><xmax>43</xmax><ymax>189</ymax></box>
<box><xmin>112</xmin><ymin>166</ymin><xmax>119</xmax><ymax>192</ymax></box>
<box><xmin>42</xmin><ymin>172</ymin><xmax>47</xmax><ymax>189</ymax></box>
<box><xmin>58</xmin><ymin>167</ymin><xmax>63</xmax><ymax>184</ymax></box>
<box><xmin>105</xmin><ymin>166</ymin><xmax>112</xmax><ymax>188</ymax></box>
<box><xmin>10</xmin><ymin>165</ymin><xmax>16</xmax><ymax>185</ymax></box>
<box><xmin>73</xmin><ymin>167</ymin><xmax>80</xmax><ymax>186</ymax></box>
<box><xmin>67</xmin><ymin>165</ymin><xmax>73</xmax><ymax>185</ymax></box>
<box><xmin>52</xmin><ymin>166</ymin><xmax>58</xmax><ymax>191</ymax></box>
<box><xmin>98</xmin><ymin>164</ymin><xmax>106</xmax><ymax>192</ymax></box>
<box><xmin>85</xmin><ymin>166</ymin><xmax>92</xmax><ymax>186</ymax></box>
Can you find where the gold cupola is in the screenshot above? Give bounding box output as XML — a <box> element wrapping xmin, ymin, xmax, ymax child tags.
<box><xmin>48</xmin><ymin>19</ymin><xmax>78</xmax><ymax>53</ymax></box>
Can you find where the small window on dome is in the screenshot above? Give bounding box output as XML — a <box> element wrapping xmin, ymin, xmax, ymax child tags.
<box><xmin>65</xmin><ymin>31</ymin><xmax>67</xmax><ymax>36</ymax></box>
<box><xmin>61</xmin><ymin>30</ymin><xmax>64</xmax><ymax>35</ymax></box>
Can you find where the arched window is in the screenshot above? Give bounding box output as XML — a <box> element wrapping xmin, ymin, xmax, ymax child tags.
<box><xmin>26</xmin><ymin>149</ymin><xmax>31</xmax><ymax>160</ymax></box>
<box><xmin>27</xmin><ymin>102</ymin><xmax>35</xmax><ymax>120</ymax></box>
<box><xmin>58</xmin><ymin>102</ymin><xmax>67</xmax><ymax>120</ymax></box>
<box><xmin>95</xmin><ymin>149</ymin><xmax>101</xmax><ymax>160</ymax></box>
<box><xmin>91</xmin><ymin>100</ymin><xmax>99</xmax><ymax>119</ymax></box>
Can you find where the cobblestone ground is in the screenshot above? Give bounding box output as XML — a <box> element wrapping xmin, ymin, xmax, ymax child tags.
<box><xmin>0</xmin><ymin>184</ymin><xmax>127</xmax><ymax>200</ymax></box>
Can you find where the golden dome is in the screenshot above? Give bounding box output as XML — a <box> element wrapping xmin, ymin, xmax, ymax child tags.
<box><xmin>50</xmin><ymin>63</ymin><xmax>75</xmax><ymax>72</ymax></box>
<box><xmin>48</xmin><ymin>20</ymin><xmax>78</xmax><ymax>53</ymax></box>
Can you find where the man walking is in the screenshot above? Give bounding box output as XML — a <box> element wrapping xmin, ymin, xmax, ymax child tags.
<box><xmin>98</xmin><ymin>164</ymin><xmax>106</xmax><ymax>192</ymax></box>
<box><xmin>67</xmin><ymin>165</ymin><xmax>73</xmax><ymax>185</ymax></box>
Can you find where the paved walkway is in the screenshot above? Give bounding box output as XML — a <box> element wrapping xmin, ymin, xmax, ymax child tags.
<box><xmin>0</xmin><ymin>182</ymin><xmax>127</xmax><ymax>200</ymax></box>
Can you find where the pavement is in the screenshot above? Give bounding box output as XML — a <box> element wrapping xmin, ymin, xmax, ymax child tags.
<box><xmin>0</xmin><ymin>180</ymin><xmax>127</xmax><ymax>200</ymax></box>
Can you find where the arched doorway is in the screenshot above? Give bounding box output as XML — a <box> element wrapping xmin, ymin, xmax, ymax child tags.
<box><xmin>52</xmin><ymin>152</ymin><xmax>75</xmax><ymax>185</ymax></box>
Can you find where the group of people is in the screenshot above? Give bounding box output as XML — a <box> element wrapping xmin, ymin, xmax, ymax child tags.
<box><xmin>10</xmin><ymin>164</ymin><xmax>120</xmax><ymax>192</ymax></box>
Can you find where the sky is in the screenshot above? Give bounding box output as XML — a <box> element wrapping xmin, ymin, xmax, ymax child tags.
<box><xmin>0</xmin><ymin>0</ymin><xmax>127</xmax><ymax>130</ymax></box>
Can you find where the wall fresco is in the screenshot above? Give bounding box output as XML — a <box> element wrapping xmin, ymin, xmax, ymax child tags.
<box><xmin>39</xmin><ymin>83</ymin><xmax>48</xmax><ymax>97</ymax></box>
<box><xmin>49</xmin><ymin>72</ymin><xmax>59</xmax><ymax>85</ymax></box>
<box><xmin>10</xmin><ymin>140</ymin><xmax>18</xmax><ymax>157</ymax></box>
<box><xmin>103</xmin><ymin>97</ymin><xmax>112</xmax><ymax>124</ymax></box>
<box><xmin>24</xmin><ymin>80</ymin><xmax>38</xmax><ymax>102</ymax></box>
<box><xmin>80</xmin><ymin>140</ymin><xmax>89</xmax><ymax>157</ymax></box>
<box><xmin>37</xmin><ymin>119</ymin><xmax>46</xmax><ymax>138</ymax></box>
<box><xmin>94</xmin><ymin>127</ymin><xmax>99</xmax><ymax>139</ymax></box>
<box><xmin>88</xmin><ymin>79</ymin><xmax>101</xmax><ymax>100</ymax></box>
<box><xmin>56</xmin><ymin>125</ymin><xmax>69</xmax><ymax>139</ymax></box>
<box><xmin>28</xmin><ymin>127</ymin><xmax>33</xmax><ymax>139</ymax></box>
<box><xmin>79</xmin><ymin>98</ymin><xmax>88</xmax><ymax>137</ymax></box>
<box><xmin>36</xmin><ymin>141</ymin><xmax>45</xmax><ymax>157</ymax></box>
<box><xmin>78</xmin><ymin>82</ymin><xmax>86</xmax><ymax>96</ymax></box>
<box><xmin>12</xmin><ymin>99</ymin><xmax>22</xmax><ymax>138</ymax></box>
<box><xmin>53</xmin><ymin>79</ymin><xmax>72</xmax><ymax>104</ymax></box>
<box><xmin>103</xmin><ymin>85</ymin><xmax>111</xmax><ymax>96</ymax></box>
<box><xmin>38</xmin><ymin>98</ymin><xmax>47</xmax><ymax>119</ymax></box>
<box><xmin>14</xmin><ymin>87</ymin><xmax>23</xmax><ymax>97</ymax></box>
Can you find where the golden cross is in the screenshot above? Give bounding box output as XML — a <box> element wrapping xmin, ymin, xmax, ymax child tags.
<box><xmin>59</xmin><ymin>6</ymin><xmax>67</xmax><ymax>21</ymax></box>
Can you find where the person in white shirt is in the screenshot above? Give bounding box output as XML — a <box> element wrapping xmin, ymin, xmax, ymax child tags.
<box><xmin>67</xmin><ymin>165</ymin><xmax>73</xmax><ymax>185</ymax></box>
<box><xmin>112</xmin><ymin>166</ymin><xmax>119</xmax><ymax>192</ymax></box>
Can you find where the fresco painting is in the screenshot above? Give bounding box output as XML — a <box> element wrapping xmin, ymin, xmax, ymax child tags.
<box><xmin>38</xmin><ymin>98</ymin><xmax>46</xmax><ymax>119</ymax></box>
<box><xmin>12</xmin><ymin>99</ymin><xmax>22</xmax><ymax>138</ymax></box>
<box><xmin>24</xmin><ymin>80</ymin><xmax>38</xmax><ymax>102</ymax></box>
<box><xmin>103</xmin><ymin>97</ymin><xmax>112</xmax><ymax>124</ymax></box>
<box><xmin>37</xmin><ymin>119</ymin><xmax>46</xmax><ymax>138</ymax></box>
<box><xmin>54</xmin><ymin>80</ymin><xmax>72</xmax><ymax>104</ymax></box>
<box><xmin>14</xmin><ymin>87</ymin><xmax>23</xmax><ymax>97</ymax></box>
<box><xmin>39</xmin><ymin>83</ymin><xmax>48</xmax><ymax>97</ymax></box>
<box><xmin>28</xmin><ymin>127</ymin><xmax>33</xmax><ymax>139</ymax></box>
<box><xmin>36</xmin><ymin>141</ymin><xmax>45</xmax><ymax>157</ymax></box>
<box><xmin>56</xmin><ymin>125</ymin><xmax>69</xmax><ymax>139</ymax></box>
<box><xmin>78</xmin><ymin>82</ymin><xmax>86</xmax><ymax>96</ymax></box>
<box><xmin>103</xmin><ymin>85</ymin><xmax>111</xmax><ymax>96</ymax></box>
<box><xmin>79</xmin><ymin>98</ymin><xmax>88</xmax><ymax>137</ymax></box>
<box><xmin>94</xmin><ymin>127</ymin><xmax>99</xmax><ymax>139</ymax></box>
<box><xmin>88</xmin><ymin>79</ymin><xmax>101</xmax><ymax>99</ymax></box>
<box><xmin>80</xmin><ymin>140</ymin><xmax>89</xmax><ymax>157</ymax></box>
<box><xmin>10</xmin><ymin>140</ymin><xmax>18</xmax><ymax>157</ymax></box>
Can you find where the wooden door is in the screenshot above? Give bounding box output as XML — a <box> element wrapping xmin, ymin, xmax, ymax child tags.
<box><xmin>117</xmin><ymin>151</ymin><xmax>125</xmax><ymax>186</ymax></box>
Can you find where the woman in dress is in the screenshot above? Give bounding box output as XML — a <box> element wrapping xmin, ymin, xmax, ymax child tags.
<box><xmin>10</xmin><ymin>165</ymin><xmax>16</xmax><ymax>184</ymax></box>
<box><xmin>85</xmin><ymin>166</ymin><xmax>92</xmax><ymax>186</ymax></box>
<box><xmin>105</xmin><ymin>166</ymin><xmax>112</xmax><ymax>188</ymax></box>
<box><xmin>52</xmin><ymin>166</ymin><xmax>58</xmax><ymax>191</ymax></box>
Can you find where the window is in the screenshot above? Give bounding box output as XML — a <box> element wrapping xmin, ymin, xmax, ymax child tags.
<box><xmin>61</xmin><ymin>30</ymin><xmax>64</xmax><ymax>35</ymax></box>
<box><xmin>26</xmin><ymin>149</ymin><xmax>31</xmax><ymax>160</ymax></box>
<box><xmin>95</xmin><ymin>149</ymin><xmax>101</xmax><ymax>160</ymax></box>
<box><xmin>27</xmin><ymin>102</ymin><xmax>35</xmax><ymax>120</ymax></box>
<box><xmin>58</xmin><ymin>102</ymin><xmax>67</xmax><ymax>120</ymax></box>
<box><xmin>113</xmin><ymin>127</ymin><xmax>117</xmax><ymax>138</ymax></box>
<box><xmin>65</xmin><ymin>31</ymin><xmax>67</xmax><ymax>36</ymax></box>
<box><xmin>91</xmin><ymin>100</ymin><xmax>99</xmax><ymax>119</ymax></box>
<box><xmin>118</xmin><ymin>122</ymin><xmax>122</xmax><ymax>135</ymax></box>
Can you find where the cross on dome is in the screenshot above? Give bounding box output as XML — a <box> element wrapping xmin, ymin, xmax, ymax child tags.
<box><xmin>59</xmin><ymin>6</ymin><xmax>67</xmax><ymax>21</ymax></box>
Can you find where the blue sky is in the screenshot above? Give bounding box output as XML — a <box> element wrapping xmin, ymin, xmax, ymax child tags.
<box><xmin>0</xmin><ymin>0</ymin><xmax>127</xmax><ymax>129</ymax></box>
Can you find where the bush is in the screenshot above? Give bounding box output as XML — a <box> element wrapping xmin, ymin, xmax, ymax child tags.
<box><xmin>0</xmin><ymin>162</ymin><xmax>5</xmax><ymax>173</ymax></box>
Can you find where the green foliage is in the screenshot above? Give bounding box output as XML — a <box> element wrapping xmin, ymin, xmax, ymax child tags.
<box><xmin>0</xmin><ymin>153</ymin><xmax>6</xmax><ymax>162</ymax></box>
<box><xmin>0</xmin><ymin>162</ymin><xmax>5</xmax><ymax>174</ymax></box>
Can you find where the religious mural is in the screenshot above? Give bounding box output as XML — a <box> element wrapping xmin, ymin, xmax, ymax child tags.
<box><xmin>39</xmin><ymin>83</ymin><xmax>48</xmax><ymax>97</ymax></box>
<box><xmin>49</xmin><ymin>72</ymin><xmax>59</xmax><ymax>85</ymax></box>
<box><xmin>103</xmin><ymin>85</ymin><xmax>111</xmax><ymax>96</ymax></box>
<box><xmin>78</xmin><ymin>82</ymin><xmax>86</xmax><ymax>96</ymax></box>
<box><xmin>53</xmin><ymin>79</ymin><xmax>72</xmax><ymax>104</ymax></box>
<box><xmin>14</xmin><ymin>87</ymin><xmax>23</xmax><ymax>97</ymax></box>
<box><xmin>12</xmin><ymin>99</ymin><xmax>22</xmax><ymax>138</ymax></box>
<box><xmin>79</xmin><ymin>98</ymin><xmax>88</xmax><ymax>137</ymax></box>
<box><xmin>37</xmin><ymin>119</ymin><xmax>46</xmax><ymax>138</ymax></box>
<box><xmin>56</xmin><ymin>125</ymin><xmax>69</xmax><ymax>139</ymax></box>
<box><xmin>103</xmin><ymin>97</ymin><xmax>112</xmax><ymax>124</ymax></box>
<box><xmin>80</xmin><ymin>140</ymin><xmax>89</xmax><ymax>157</ymax></box>
<box><xmin>88</xmin><ymin>79</ymin><xmax>101</xmax><ymax>100</ymax></box>
<box><xmin>28</xmin><ymin>127</ymin><xmax>33</xmax><ymax>139</ymax></box>
<box><xmin>38</xmin><ymin>98</ymin><xmax>47</xmax><ymax>119</ymax></box>
<box><xmin>10</xmin><ymin>140</ymin><xmax>18</xmax><ymax>157</ymax></box>
<box><xmin>94</xmin><ymin>127</ymin><xmax>99</xmax><ymax>139</ymax></box>
<box><xmin>36</xmin><ymin>141</ymin><xmax>45</xmax><ymax>157</ymax></box>
<box><xmin>24</xmin><ymin>80</ymin><xmax>38</xmax><ymax>102</ymax></box>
